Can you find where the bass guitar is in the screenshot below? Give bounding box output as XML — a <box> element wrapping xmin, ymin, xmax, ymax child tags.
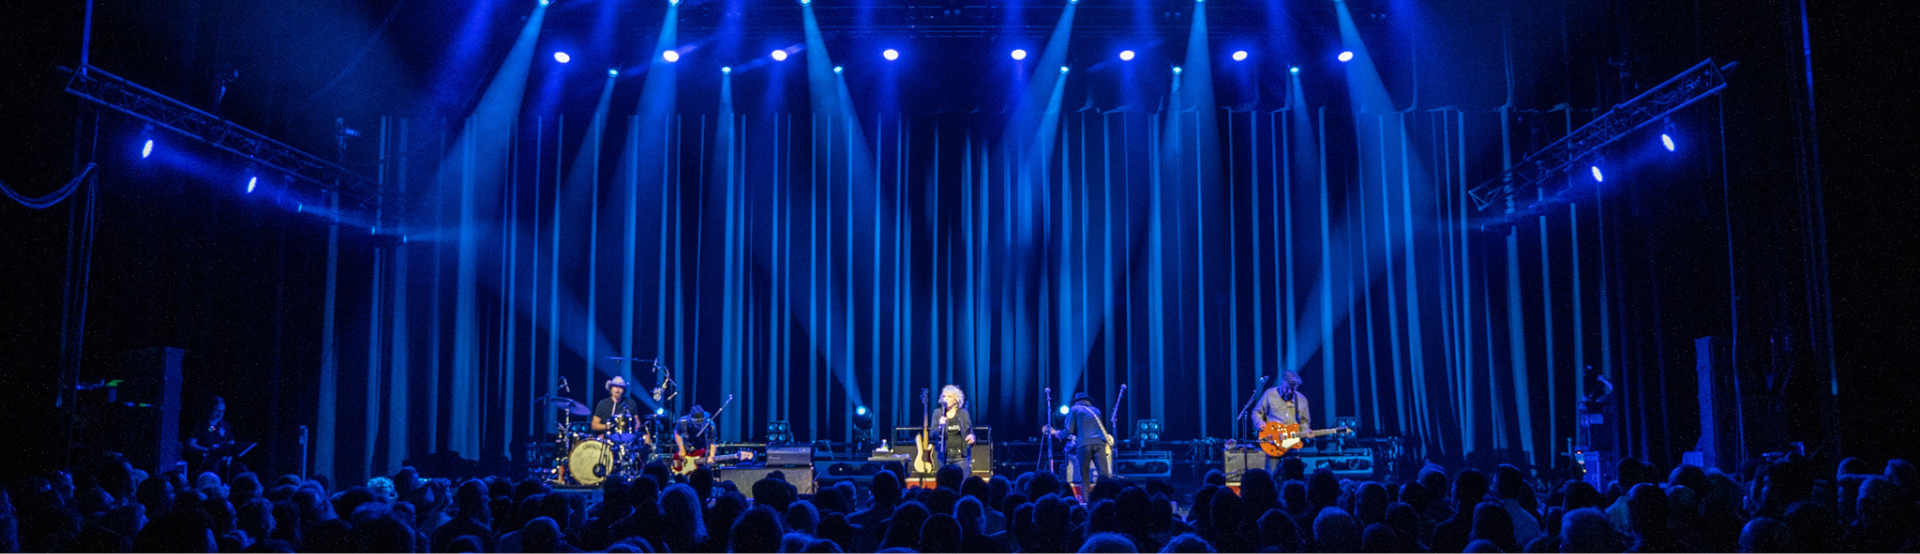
<box><xmin>1256</xmin><ymin>422</ymin><xmax>1353</xmax><ymax>457</ymax></box>
<box><xmin>670</xmin><ymin>449</ymin><xmax>755</xmax><ymax>475</ymax></box>
<box><xmin>912</xmin><ymin>388</ymin><xmax>936</xmax><ymax>474</ymax></box>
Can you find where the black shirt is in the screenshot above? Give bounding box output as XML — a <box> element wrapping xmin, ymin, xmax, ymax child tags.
<box><xmin>675</xmin><ymin>416</ymin><xmax>713</xmax><ymax>452</ymax></box>
<box><xmin>594</xmin><ymin>397</ymin><xmax>639</xmax><ymax>424</ymax></box>
<box><xmin>1062</xmin><ymin>403</ymin><xmax>1110</xmax><ymax>446</ymax></box>
<box><xmin>941</xmin><ymin>408</ymin><xmax>972</xmax><ymax>445</ymax></box>
<box><xmin>193</xmin><ymin>419</ymin><xmax>231</xmax><ymax>450</ymax></box>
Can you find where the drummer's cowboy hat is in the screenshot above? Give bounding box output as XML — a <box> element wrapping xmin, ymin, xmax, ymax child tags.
<box><xmin>606</xmin><ymin>376</ymin><xmax>630</xmax><ymax>390</ymax></box>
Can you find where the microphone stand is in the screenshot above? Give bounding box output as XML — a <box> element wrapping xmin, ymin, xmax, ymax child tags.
<box><xmin>1235</xmin><ymin>378</ymin><xmax>1269</xmax><ymax>441</ymax></box>
<box><xmin>1042</xmin><ymin>387</ymin><xmax>1056</xmax><ymax>474</ymax></box>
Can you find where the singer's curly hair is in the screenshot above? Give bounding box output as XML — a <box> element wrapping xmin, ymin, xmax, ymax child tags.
<box><xmin>940</xmin><ymin>385</ymin><xmax>965</xmax><ymax>409</ymax></box>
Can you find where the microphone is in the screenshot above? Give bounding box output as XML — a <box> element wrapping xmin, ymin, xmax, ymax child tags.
<box><xmin>1119</xmin><ymin>384</ymin><xmax>1128</xmax><ymax>391</ymax></box>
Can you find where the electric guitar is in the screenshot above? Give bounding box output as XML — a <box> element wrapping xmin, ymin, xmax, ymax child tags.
<box><xmin>912</xmin><ymin>388</ymin><xmax>936</xmax><ymax>474</ymax></box>
<box><xmin>1256</xmin><ymin>422</ymin><xmax>1353</xmax><ymax>457</ymax></box>
<box><xmin>670</xmin><ymin>449</ymin><xmax>755</xmax><ymax>475</ymax></box>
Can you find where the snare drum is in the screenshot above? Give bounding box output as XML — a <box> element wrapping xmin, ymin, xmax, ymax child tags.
<box><xmin>568</xmin><ymin>439</ymin><xmax>617</xmax><ymax>485</ymax></box>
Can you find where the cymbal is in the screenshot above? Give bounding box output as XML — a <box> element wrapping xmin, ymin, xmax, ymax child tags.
<box><xmin>547</xmin><ymin>397</ymin><xmax>591</xmax><ymax>416</ymax></box>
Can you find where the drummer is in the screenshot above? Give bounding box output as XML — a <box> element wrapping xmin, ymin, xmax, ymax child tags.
<box><xmin>592</xmin><ymin>376</ymin><xmax>641</xmax><ymax>439</ymax></box>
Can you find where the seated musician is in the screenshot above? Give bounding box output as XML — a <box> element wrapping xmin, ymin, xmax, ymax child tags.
<box><xmin>592</xmin><ymin>376</ymin><xmax>640</xmax><ymax>435</ymax></box>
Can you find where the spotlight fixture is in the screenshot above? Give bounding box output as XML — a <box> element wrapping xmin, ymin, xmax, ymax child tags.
<box><xmin>1010</xmin><ymin>49</ymin><xmax>1028</xmax><ymax>61</ymax></box>
<box><xmin>1232</xmin><ymin>50</ymin><xmax>1249</xmax><ymax>61</ymax></box>
<box><xmin>246</xmin><ymin>175</ymin><xmax>258</xmax><ymax>194</ymax></box>
<box><xmin>722</xmin><ymin>66</ymin><xmax>732</xmax><ymax>74</ymax></box>
<box><xmin>669</xmin><ymin>0</ymin><xmax>679</xmax><ymax>5</ymax></box>
<box><xmin>799</xmin><ymin>0</ymin><xmax>810</xmax><ymax>5</ymax></box>
<box><xmin>608</xmin><ymin>68</ymin><xmax>620</xmax><ymax>77</ymax></box>
<box><xmin>539</xmin><ymin>0</ymin><xmax>550</xmax><ymax>6</ymax></box>
<box><xmin>1661</xmin><ymin>121</ymin><xmax>1678</xmax><ymax>152</ymax></box>
<box><xmin>1059</xmin><ymin>405</ymin><xmax>1070</xmax><ymax>415</ymax></box>
<box><xmin>852</xmin><ymin>407</ymin><xmax>875</xmax><ymax>443</ymax></box>
<box><xmin>1290</xmin><ymin>66</ymin><xmax>1301</xmax><ymax>75</ymax></box>
<box><xmin>834</xmin><ymin>65</ymin><xmax>843</xmax><ymax>74</ymax></box>
<box><xmin>662</xmin><ymin>50</ymin><xmax>680</xmax><ymax>62</ymax></box>
<box><xmin>1060</xmin><ymin>66</ymin><xmax>1069</xmax><ymax>74</ymax></box>
<box><xmin>139</xmin><ymin>124</ymin><xmax>155</xmax><ymax>159</ymax></box>
<box><xmin>1119</xmin><ymin>50</ymin><xmax>1135</xmax><ymax>61</ymax></box>
<box><xmin>1590</xmin><ymin>164</ymin><xmax>1605</xmax><ymax>183</ymax></box>
<box><xmin>883</xmin><ymin>48</ymin><xmax>899</xmax><ymax>61</ymax></box>
<box><xmin>554</xmin><ymin>51</ymin><xmax>571</xmax><ymax>64</ymax></box>
<box><xmin>771</xmin><ymin>49</ymin><xmax>788</xmax><ymax>62</ymax></box>
<box><xmin>1338</xmin><ymin>51</ymin><xmax>1354</xmax><ymax>62</ymax></box>
<box><xmin>655</xmin><ymin>407</ymin><xmax>665</xmax><ymax>415</ymax></box>
<box><xmin>1172</xmin><ymin>66</ymin><xmax>1183</xmax><ymax>75</ymax></box>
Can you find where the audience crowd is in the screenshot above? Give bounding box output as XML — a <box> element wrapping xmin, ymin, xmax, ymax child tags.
<box><xmin>2</xmin><ymin>453</ymin><xmax>1916</xmax><ymax>553</ymax></box>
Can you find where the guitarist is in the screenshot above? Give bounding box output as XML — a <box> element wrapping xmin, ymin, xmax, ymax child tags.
<box><xmin>1253</xmin><ymin>370</ymin><xmax>1313</xmax><ymax>472</ymax></box>
<box><xmin>936</xmin><ymin>386</ymin><xmax>976</xmax><ymax>468</ymax></box>
<box><xmin>1044</xmin><ymin>392</ymin><xmax>1112</xmax><ymax>493</ymax></box>
<box><xmin>673</xmin><ymin>405</ymin><xmax>715</xmax><ymax>469</ymax></box>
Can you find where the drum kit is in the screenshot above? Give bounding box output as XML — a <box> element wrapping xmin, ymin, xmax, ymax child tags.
<box><xmin>536</xmin><ymin>394</ymin><xmax>672</xmax><ymax>486</ymax></box>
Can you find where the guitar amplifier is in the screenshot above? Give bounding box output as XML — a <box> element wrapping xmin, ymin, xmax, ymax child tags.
<box><xmin>766</xmin><ymin>444</ymin><xmax>814</xmax><ymax>467</ymax></box>
<box><xmin>1222</xmin><ymin>446</ymin><xmax>1264</xmax><ymax>481</ymax></box>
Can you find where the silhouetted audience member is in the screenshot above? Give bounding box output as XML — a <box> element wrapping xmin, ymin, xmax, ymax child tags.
<box><xmin>1559</xmin><ymin>507</ymin><xmax>1623</xmax><ymax>553</ymax></box>
<box><xmin>730</xmin><ymin>505</ymin><xmax>786</xmax><ymax>553</ymax></box>
<box><xmin>1159</xmin><ymin>532</ymin><xmax>1216</xmax><ymax>553</ymax></box>
<box><xmin>1470</xmin><ymin>500</ymin><xmax>1520</xmax><ymax>553</ymax></box>
<box><xmin>1312</xmin><ymin>507</ymin><xmax>1362</xmax><ymax>553</ymax></box>
<box><xmin>1737</xmin><ymin>517</ymin><xmax>1790</xmax><ymax>553</ymax></box>
<box><xmin>1432</xmin><ymin>468</ymin><xmax>1489</xmax><ymax>553</ymax></box>
<box><xmin>1080</xmin><ymin>531</ymin><xmax>1139</xmax><ymax>553</ymax></box>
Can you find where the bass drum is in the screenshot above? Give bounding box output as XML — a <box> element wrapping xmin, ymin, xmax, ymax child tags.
<box><xmin>568</xmin><ymin>439</ymin><xmax>617</xmax><ymax>485</ymax></box>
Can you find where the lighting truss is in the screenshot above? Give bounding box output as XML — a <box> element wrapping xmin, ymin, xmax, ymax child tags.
<box><xmin>63</xmin><ymin>65</ymin><xmax>396</xmax><ymax>218</ymax></box>
<box><xmin>1468</xmin><ymin>59</ymin><xmax>1735</xmax><ymax>212</ymax></box>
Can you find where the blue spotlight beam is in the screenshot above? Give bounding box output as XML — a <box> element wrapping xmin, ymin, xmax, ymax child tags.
<box><xmin>1468</xmin><ymin>59</ymin><xmax>1734</xmax><ymax>212</ymax></box>
<box><xmin>62</xmin><ymin>65</ymin><xmax>394</xmax><ymax>216</ymax></box>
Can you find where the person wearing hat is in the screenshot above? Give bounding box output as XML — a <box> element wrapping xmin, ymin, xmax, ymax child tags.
<box><xmin>1043</xmin><ymin>392</ymin><xmax>1113</xmax><ymax>493</ymax></box>
<box><xmin>593</xmin><ymin>376</ymin><xmax>640</xmax><ymax>435</ymax></box>
<box><xmin>674</xmin><ymin>405</ymin><xmax>715</xmax><ymax>466</ymax></box>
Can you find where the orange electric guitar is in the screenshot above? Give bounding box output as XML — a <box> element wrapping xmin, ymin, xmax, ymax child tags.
<box><xmin>1256</xmin><ymin>422</ymin><xmax>1353</xmax><ymax>457</ymax></box>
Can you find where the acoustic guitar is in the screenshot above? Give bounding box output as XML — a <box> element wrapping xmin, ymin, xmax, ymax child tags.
<box><xmin>1256</xmin><ymin>422</ymin><xmax>1353</xmax><ymax>457</ymax></box>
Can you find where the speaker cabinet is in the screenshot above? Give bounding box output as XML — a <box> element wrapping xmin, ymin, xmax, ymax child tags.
<box><xmin>766</xmin><ymin>444</ymin><xmax>814</xmax><ymax>467</ymax></box>
<box><xmin>1300</xmin><ymin>451</ymin><xmax>1376</xmax><ymax>479</ymax></box>
<box><xmin>1115</xmin><ymin>451</ymin><xmax>1174</xmax><ymax>478</ymax></box>
<box><xmin>113</xmin><ymin>348</ymin><xmax>184</xmax><ymax>475</ymax></box>
<box><xmin>1222</xmin><ymin>446</ymin><xmax>1263</xmax><ymax>481</ymax></box>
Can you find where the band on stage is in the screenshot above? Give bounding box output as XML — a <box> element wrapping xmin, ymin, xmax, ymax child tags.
<box><xmin>534</xmin><ymin>361</ymin><xmax>1342</xmax><ymax>495</ymax></box>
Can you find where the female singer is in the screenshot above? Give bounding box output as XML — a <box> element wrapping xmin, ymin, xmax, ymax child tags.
<box><xmin>936</xmin><ymin>385</ymin><xmax>975</xmax><ymax>468</ymax></box>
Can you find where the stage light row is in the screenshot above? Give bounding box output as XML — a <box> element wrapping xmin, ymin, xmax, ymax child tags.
<box><xmin>551</xmin><ymin>48</ymin><xmax>1362</xmax><ymax>73</ymax></box>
